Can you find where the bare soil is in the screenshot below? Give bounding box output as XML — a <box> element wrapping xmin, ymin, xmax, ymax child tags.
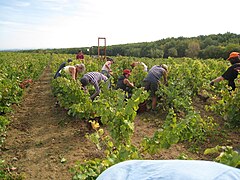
<box><xmin>1</xmin><ymin>66</ymin><xmax>239</xmax><ymax>180</ymax></box>
<box><xmin>1</xmin><ymin>66</ymin><xmax>102</xmax><ymax>179</ymax></box>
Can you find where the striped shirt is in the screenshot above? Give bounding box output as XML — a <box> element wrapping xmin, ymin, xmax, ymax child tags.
<box><xmin>82</xmin><ymin>72</ymin><xmax>108</xmax><ymax>100</ymax></box>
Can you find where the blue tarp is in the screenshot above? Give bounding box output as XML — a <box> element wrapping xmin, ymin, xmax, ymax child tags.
<box><xmin>97</xmin><ymin>160</ymin><xmax>240</xmax><ymax>180</ymax></box>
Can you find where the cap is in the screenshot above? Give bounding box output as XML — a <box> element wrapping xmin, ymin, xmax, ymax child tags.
<box><xmin>123</xmin><ymin>69</ymin><xmax>131</xmax><ymax>75</ymax></box>
<box><xmin>80</xmin><ymin>76</ymin><xmax>89</xmax><ymax>86</ymax></box>
<box><xmin>161</xmin><ymin>64</ymin><xmax>168</xmax><ymax>72</ymax></box>
<box><xmin>227</xmin><ymin>52</ymin><xmax>240</xmax><ymax>60</ymax></box>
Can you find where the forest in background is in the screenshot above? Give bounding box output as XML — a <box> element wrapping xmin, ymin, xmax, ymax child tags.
<box><xmin>18</xmin><ymin>32</ymin><xmax>240</xmax><ymax>60</ymax></box>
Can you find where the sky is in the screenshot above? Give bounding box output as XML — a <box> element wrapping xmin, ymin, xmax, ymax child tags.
<box><xmin>0</xmin><ymin>0</ymin><xmax>239</xmax><ymax>50</ymax></box>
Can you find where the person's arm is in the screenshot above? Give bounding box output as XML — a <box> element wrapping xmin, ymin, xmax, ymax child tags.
<box><xmin>75</xmin><ymin>70</ymin><xmax>78</xmax><ymax>80</ymax></box>
<box><xmin>105</xmin><ymin>61</ymin><xmax>111</xmax><ymax>72</ymax></box>
<box><xmin>163</xmin><ymin>70</ymin><xmax>168</xmax><ymax>85</ymax></box>
<box><xmin>234</xmin><ymin>67</ymin><xmax>240</xmax><ymax>72</ymax></box>
<box><xmin>90</xmin><ymin>80</ymin><xmax>100</xmax><ymax>100</ymax></box>
<box><xmin>123</xmin><ymin>78</ymin><xmax>134</xmax><ymax>88</ymax></box>
<box><xmin>210</xmin><ymin>76</ymin><xmax>224</xmax><ymax>85</ymax></box>
<box><xmin>69</xmin><ymin>67</ymin><xmax>77</xmax><ymax>80</ymax></box>
<box><xmin>141</xmin><ymin>62</ymin><xmax>148</xmax><ymax>72</ymax></box>
<box><xmin>82</xmin><ymin>86</ymin><xmax>88</xmax><ymax>93</ymax></box>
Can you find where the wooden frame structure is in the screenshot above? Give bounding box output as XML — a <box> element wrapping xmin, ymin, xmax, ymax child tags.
<box><xmin>98</xmin><ymin>37</ymin><xmax>106</xmax><ymax>60</ymax></box>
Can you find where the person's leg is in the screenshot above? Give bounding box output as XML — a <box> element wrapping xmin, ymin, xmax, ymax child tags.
<box><xmin>152</xmin><ymin>95</ymin><xmax>157</xmax><ymax>110</ymax></box>
<box><xmin>54</xmin><ymin>71</ymin><xmax>61</xmax><ymax>79</ymax></box>
<box><xmin>228</xmin><ymin>80</ymin><xmax>236</xmax><ymax>91</ymax></box>
<box><xmin>150</xmin><ymin>82</ymin><xmax>158</xmax><ymax>110</ymax></box>
<box><xmin>143</xmin><ymin>81</ymin><xmax>151</xmax><ymax>111</ymax></box>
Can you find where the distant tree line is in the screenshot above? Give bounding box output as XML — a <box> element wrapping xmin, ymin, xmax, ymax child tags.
<box><xmin>20</xmin><ymin>32</ymin><xmax>240</xmax><ymax>59</ymax></box>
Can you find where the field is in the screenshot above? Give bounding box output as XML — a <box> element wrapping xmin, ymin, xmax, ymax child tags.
<box><xmin>0</xmin><ymin>52</ymin><xmax>239</xmax><ymax>179</ymax></box>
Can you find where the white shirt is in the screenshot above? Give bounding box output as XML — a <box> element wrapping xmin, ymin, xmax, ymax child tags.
<box><xmin>141</xmin><ymin>62</ymin><xmax>148</xmax><ymax>72</ymax></box>
<box><xmin>101</xmin><ymin>61</ymin><xmax>112</xmax><ymax>72</ymax></box>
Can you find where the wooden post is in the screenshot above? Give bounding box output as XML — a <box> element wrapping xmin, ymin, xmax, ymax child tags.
<box><xmin>98</xmin><ymin>37</ymin><xmax>106</xmax><ymax>60</ymax></box>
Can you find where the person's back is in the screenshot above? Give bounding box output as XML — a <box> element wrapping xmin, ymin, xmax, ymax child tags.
<box><xmin>116</xmin><ymin>69</ymin><xmax>134</xmax><ymax>98</ymax></box>
<box><xmin>54</xmin><ymin>59</ymin><xmax>72</xmax><ymax>79</ymax></box>
<box><xmin>101</xmin><ymin>58</ymin><xmax>114</xmax><ymax>78</ymax></box>
<box><xmin>80</xmin><ymin>72</ymin><xmax>108</xmax><ymax>100</ymax></box>
<box><xmin>222</xmin><ymin>63</ymin><xmax>240</xmax><ymax>90</ymax></box>
<box><xmin>223</xmin><ymin>63</ymin><xmax>240</xmax><ymax>80</ymax></box>
<box><xmin>62</xmin><ymin>65</ymin><xmax>72</xmax><ymax>75</ymax></box>
<box><xmin>144</xmin><ymin>65</ymin><xmax>165</xmax><ymax>83</ymax></box>
<box><xmin>83</xmin><ymin>72</ymin><xmax>108</xmax><ymax>84</ymax></box>
<box><xmin>97</xmin><ymin>160</ymin><xmax>240</xmax><ymax>180</ymax></box>
<box><xmin>116</xmin><ymin>75</ymin><xmax>127</xmax><ymax>91</ymax></box>
<box><xmin>141</xmin><ymin>62</ymin><xmax>148</xmax><ymax>72</ymax></box>
<box><xmin>76</xmin><ymin>50</ymin><xmax>84</xmax><ymax>60</ymax></box>
<box><xmin>143</xmin><ymin>64</ymin><xmax>168</xmax><ymax>111</ymax></box>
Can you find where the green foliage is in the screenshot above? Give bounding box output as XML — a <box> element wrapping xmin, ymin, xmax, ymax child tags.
<box><xmin>0</xmin><ymin>116</ymin><xmax>9</xmax><ymax>147</ymax></box>
<box><xmin>0</xmin><ymin>160</ymin><xmax>12</xmax><ymax>180</ymax></box>
<box><xmin>49</xmin><ymin>54</ymin><xmax>239</xmax><ymax>178</ymax></box>
<box><xmin>0</xmin><ymin>52</ymin><xmax>49</xmax><ymax>148</ymax></box>
<box><xmin>2</xmin><ymin>51</ymin><xmax>240</xmax><ymax>179</ymax></box>
<box><xmin>0</xmin><ymin>53</ymin><xmax>234</xmax><ymax>179</ymax></box>
<box><xmin>142</xmin><ymin>108</ymin><xmax>216</xmax><ymax>154</ymax></box>
<box><xmin>95</xmin><ymin>86</ymin><xmax>149</xmax><ymax>146</ymax></box>
<box><xmin>0</xmin><ymin>52</ymin><xmax>49</xmax><ymax>114</ymax></box>
<box><xmin>0</xmin><ymin>160</ymin><xmax>23</xmax><ymax>180</ymax></box>
<box><xmin>209</xmin><ymin>88</ymin><xmax>240</xmax><ymax>127</ymax></box>
<box><xmin>204</xmin><ymin>146</ymin><xmax>240</xmax><ymax>168</ymax></box>
<box><xmin>51</xmin><ymin>56</ymin><xmax>149</xmax><ymax>179</ymax></box>
<box><xmin>72</xmin><ymin>128</ymin><xmax>141</xmax><ymax>180</ymax></box>
<box><xmin>23</xmin><ymin>32</ymin><xmax>240</xmax><ymax>60</ymax></box>
<box><xmin>129</xmin><ymin>64</ymin><xmax>147</xmax><ymax>88</ymax></box>
<box><xmin>185</xmin><ymin>41</ymin><xmax>200</xmax><ymax>58</ymax></box>
<box><xmin>52</xmin><ymin>77</ymin><xmax>94</xmax><ymax>119</ymax></box>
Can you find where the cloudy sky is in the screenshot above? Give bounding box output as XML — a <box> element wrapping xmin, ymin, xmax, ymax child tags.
<box><xmin>0</xmin><ymin>0</ymin><xmax>239</xmax><ymax>50</ymax></box>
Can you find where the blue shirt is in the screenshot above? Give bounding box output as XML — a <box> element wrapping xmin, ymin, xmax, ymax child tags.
<box><xmin>144</xmin><ymin>65</ymin><xmax>165</xmax><ymax>83</ymax></box>
<box><xmin>97</xmin><ymin>160</ymin><xmax>240</xmax><ymax>180</ymax></box>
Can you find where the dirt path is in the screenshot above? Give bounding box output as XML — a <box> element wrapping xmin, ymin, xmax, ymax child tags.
<box><xmin>1</xmin><ymin>66</ymin><xmax>101</xmax><ymax>180</ymax></box>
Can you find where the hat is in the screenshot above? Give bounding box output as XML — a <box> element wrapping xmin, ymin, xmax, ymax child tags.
<box><xmin>227</xmin><ymin>52</ymin><xmax>240</xmax><ymax>60</ymax></box>
<box><xmin>80</xmin><ymin>76</ymin><xmax>89</xmax><ymax>86</ymax></box>
<box><xmin>67</xmin><ymin>58</ymin><xmax>72</xmax><ymax>63</ymax></box>
<box><xmin>161</xmin><ymin>64</ymin><xmax>168</xmax><ymax>72</ymax></box>
<box><xmin>123</xmin><ymin>69</ymin><xmax>131</xmax><ymax>75</ymax></box>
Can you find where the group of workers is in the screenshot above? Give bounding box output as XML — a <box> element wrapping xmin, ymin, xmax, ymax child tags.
<box><xmin>53</xmin><ymin>52</ymin><xmax>169</xmax><ymax>111</ymax></box>
<box><xmin>54</xmin><ymin>51</ymin><xmax>240</xmax><ymax>111</ymax></box>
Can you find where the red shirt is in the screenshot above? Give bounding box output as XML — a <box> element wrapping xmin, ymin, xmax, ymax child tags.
<box><xmin>76</xmin><ymin>53</ymin><xmax>84</xmax><ymax>59</ymax></box>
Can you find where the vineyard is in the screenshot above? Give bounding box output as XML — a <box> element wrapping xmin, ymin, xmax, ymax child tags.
<box><xmin>0</xmin><ymin>52</ymin><xmax>240</xmax><ymax>179</ymax></box>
